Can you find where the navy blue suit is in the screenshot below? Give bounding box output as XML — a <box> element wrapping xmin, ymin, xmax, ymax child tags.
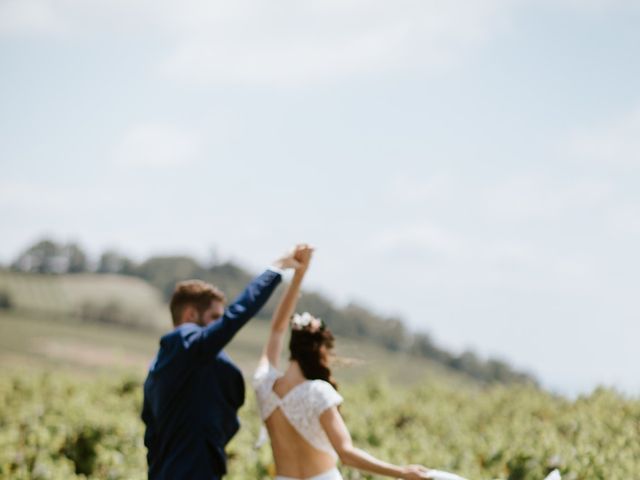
<box><xmin>142</xmin><ymin>269</ymin><xmax>282</xmax><ymax>479</ymax></box>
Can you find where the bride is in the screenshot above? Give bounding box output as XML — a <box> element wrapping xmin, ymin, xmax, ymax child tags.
<box><xmin>252</xmin><ymin>244</ymin><xmax>561</xmax><ymax>480</ymax></box>
<box><xmin>252</xmin><ymin>244</ymin><xmax>436</xmax><ymax>480</ymax></box>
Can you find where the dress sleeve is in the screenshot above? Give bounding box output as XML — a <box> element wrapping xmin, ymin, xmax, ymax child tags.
<box><xmin>311</xmin><ymin>381</ymin><xmax>344</xmax><ymax>417</ymax></box>
<box><xmin>252</xmin><ymin>362</ymin><xmax>281</xmax><ymax>390</ymax></box>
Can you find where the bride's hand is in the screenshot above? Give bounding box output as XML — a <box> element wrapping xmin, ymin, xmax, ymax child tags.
<box><xmin>400</xmin><ymin>465</ymin><xmax>435</xmax><ymax>480</ymax></box>
<box><xmin>294</xmin><ymin>244</ymin><xmax>314</xmax><ymax>272</ymax></box>
<box><xmin>272</xmin><ymin>246</ymin><xmax>303</xmax><ymax>270</ymax></box>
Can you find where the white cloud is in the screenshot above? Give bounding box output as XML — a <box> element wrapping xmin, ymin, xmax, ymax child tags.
<box><xmin>609</xmin><ymin>203</ymin><xmax>640</xmax><ymax>236</ymax></box>
<box><xmin>385</xmin><ymin>171</ymin><xmax>613</xmax><ymax>222</ymax></box>
<box><xmin>0</xmin><ymin>181</ymin><xmax>41</xmax><ymax>207</ymax></box>
<box><xmin>551</xmin><ymin>0</ymin><xmax>640</xmax><ymax>11</ymax></box>
<box><xmin>111</xmin><ymin>123</ymin><xmax>202</xmax><ymax>168</ymax></box>
<box><xmin>3</xmin><ymin>0</ymin><xmax>637</xmax><ymax>86</ymax></box>
<box><xmin>386</xmin><ymin>173</ymin><xmax>454</xmax><ymax>205</ymax></box>
<box><xmin>0</xmin><ymin>0</ymin><xmax>512</xmax><ymax>85</ymax></box>
<box><xmin>159</xmin><ymin>0</ymin><xmax>511</xmax><ymax>86</ymax></box>
<box><xmin>369</xmin><ymin>220</ymin><xmax>541</xmax><ymax>272</ymax></box>
<box><xmin>483</xmin><ymin>175</ymin><xmax>613</xmax><ymax>221</ymax></box>
<box><xmin>0</xmin><ymin>0</ymin><xmax>64</xmax><ymax>36</ymax></box>
<box><xmin>568</xmin><ymin>106</ymin><xmax>640</xmax><ymax>167</ymax></box>
<box><xmin>375</xmin><ymin>171</ymin><xmax>615</xmax><ymax>292</ymax></box>
<box><xmin>370</xmin><ymin>222</ymin><xmax>463</xmax><ymax>259</ymax></box>
<box><xmin>0</xmin><ymin>179</ymin><xmax>135</xmax><ymax>213</ymax></box>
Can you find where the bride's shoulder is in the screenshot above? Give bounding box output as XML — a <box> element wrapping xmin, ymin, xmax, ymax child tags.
<box><xmin>252</xmin><ymin>361</ymin><xmax>282</xmax><ymax>388</ymax></box>
<box><xmin>307</xmin><ymin>380</ymin><xmax>344</xmax><ymax>412</ymax></box>
<box><xmin>308</xmin><ymin>378</ymin><xmax>338</xmax><ymax>391</ymax></box>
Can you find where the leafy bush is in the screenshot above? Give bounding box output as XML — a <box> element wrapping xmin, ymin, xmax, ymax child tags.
<box><xmin>0</xmin><ymin>291</ymin><xmax>12</xmax><ymax>309</ymax></box>
<box><xmin>1</xmin><ymin>372</ymin><xmax>638</xmax><ymax>479</ymax></box>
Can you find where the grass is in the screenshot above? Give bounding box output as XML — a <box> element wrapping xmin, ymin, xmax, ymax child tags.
<box><xmin>0</xmin><ymin>269</ymin><xmax>470</xmax><ymax>387</ymax></box>
<box><xmin>0</xmin><ymin>270</ymin><xmax>169</xmax><ymax>329</ymax></box>
<box><xmin>0</xmin><ymin>308</ymin><xmax>469</xmax><ymax>389</ymax></box>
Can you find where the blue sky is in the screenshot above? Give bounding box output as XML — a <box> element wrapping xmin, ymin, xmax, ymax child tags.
<box><xmin>2</xmin><ymin>0</ymin><xmax>639</xmax><ymax>395</ymax></box>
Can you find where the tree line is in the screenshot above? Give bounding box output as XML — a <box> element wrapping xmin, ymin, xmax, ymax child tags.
<box><xmin>5</xmin><ymin>238</ymin><xmax>536</xmax><ymax>385</ymax></box>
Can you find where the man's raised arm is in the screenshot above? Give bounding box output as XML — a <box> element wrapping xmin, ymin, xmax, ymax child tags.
<box><xmin>193</xmin><ymin>248</ymin><xmax>302</xmax><ymax>356</ymax></box>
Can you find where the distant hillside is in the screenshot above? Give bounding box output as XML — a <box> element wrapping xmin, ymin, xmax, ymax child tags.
<box><xmin>4</xmin><ymin>238</ymin><xmax>537</xmax><ymax>385</ymax></box>
<box><xmin>132</xmin><ymin>256</ymin><xmax>535</xmax><ymax>385</ymax></box>
<box><xmin>0</xmin><ymin>270</ymin><xmax>168</xmax><ymax>329</ymax></box>
<box><xmin>0</xmin><ymin>308</ymin><xmax>475</xmax><ymax>391</ymax></box>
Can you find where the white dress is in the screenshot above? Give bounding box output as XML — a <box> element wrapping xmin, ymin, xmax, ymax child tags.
<box><xmin>253</xmin><ymin>363</ymin><xmax>560</xmax><ymax>480</ymax></box>
<box><xmin>253</xmin><ymin>362</ymin><xmax>344</xmax><ymax>480</ymax></box>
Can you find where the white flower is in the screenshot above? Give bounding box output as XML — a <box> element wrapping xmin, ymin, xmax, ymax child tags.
<box><xmin>292</xmin><ymin>312</ymin><xmax>314</xmax><ymax>329</ymax></box>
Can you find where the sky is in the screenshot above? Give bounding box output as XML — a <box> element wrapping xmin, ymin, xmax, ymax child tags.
<box><xmin>1</xmin><ymin>0</ymin><xmax>639</xmax><ymax>396</ymax></box>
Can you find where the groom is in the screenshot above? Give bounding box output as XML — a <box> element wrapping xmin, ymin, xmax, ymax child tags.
<box><xmin>141</xmin><ymin>247</ymin><xmax>301</xmax><ymax>479</ymax></box>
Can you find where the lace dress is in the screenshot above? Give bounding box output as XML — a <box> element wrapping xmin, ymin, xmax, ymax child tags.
<box><xmin>252</xmin><ymin>362</ymin><xmax>344</xmax><ymax>459</ymax></box>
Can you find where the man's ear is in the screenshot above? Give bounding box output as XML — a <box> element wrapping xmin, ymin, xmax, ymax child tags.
<box><xmin>182</xmin><ymin>304</ymin><xmax>198</xmax><ymax>324</ymax></box>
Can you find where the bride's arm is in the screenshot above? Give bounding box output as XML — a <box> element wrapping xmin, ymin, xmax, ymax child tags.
<box><xmin>258</xmin><ymin>245</ymin><xmax>313</xmax><ymax>369</ymax></box>
<box><xmin>320</xmin><ymin>407</ymin><xmax>433</xmax><ymax>480</ymax></box>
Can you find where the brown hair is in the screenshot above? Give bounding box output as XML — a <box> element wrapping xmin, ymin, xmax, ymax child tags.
<box><xmin>289</xmin><ymin>317</ymin><xmax>337</xmax><ymax>390</ymax></box>
<box><xmin>170</xmin><ymin>279</ymin><xmax>226</xmax><ymax>326</ymax></box>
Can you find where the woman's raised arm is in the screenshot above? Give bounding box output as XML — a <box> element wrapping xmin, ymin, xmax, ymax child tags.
<box><xmin>258</xmin><ymin>244</ymin><xmax>314</xmax><ymax>369</ymax></box>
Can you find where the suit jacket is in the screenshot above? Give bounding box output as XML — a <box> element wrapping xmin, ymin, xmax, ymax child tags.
<box><xmin>142</xmin><ymin>269</ymin><xmax>282</xmax><ymax>479</ymax></box>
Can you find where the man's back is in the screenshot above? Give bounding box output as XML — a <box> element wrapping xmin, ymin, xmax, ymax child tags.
<box><xmin>143</xmin><ymin>325</ymin><xmax>246</xmax><ymax>477</ymax></box>
<box><xmin>142</xmin><ymin>269</ymin><xmax>283</xmax><ymax>479</ymax></box>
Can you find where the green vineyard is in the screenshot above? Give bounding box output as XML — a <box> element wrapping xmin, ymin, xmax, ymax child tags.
<box><xmin>1</xmin><ymin>370</ymin><xmax>638</xmax><ymax>480</ymax></box>
<box><xmin>1</xmin><ymin>272</ymin><xmax>638</xmax><ymax>479</ymax></box>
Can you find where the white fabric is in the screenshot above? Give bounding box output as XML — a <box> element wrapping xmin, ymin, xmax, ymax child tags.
<box><xmin>253</xmin><ymin>362</ymin><xmax>343</xmax><ymax>458</ymax></box>
<box><xmin>427</xmin><ymin>470</ymin><xmax>469</xmax><ymax>480</ymax></box>
<box><xmin>424</xmin><ymin>467</ymin><xmax>559</xmax><ymax>480</ymax></box>
<box><xmin>274</xmin><ymin>467</ymin><xmax>343</xmax><ymax>480</ymax></box>
<box><xmin>267</xmin><ymin>265</ymin><xmax>286</xmax><ymax>276</ymax></box>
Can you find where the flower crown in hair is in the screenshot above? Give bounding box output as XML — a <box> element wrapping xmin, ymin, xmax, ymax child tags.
<box><xmin>291</xmin><ymin>312</ymin><xmax>324</xmax><ymax>331</ymax></box>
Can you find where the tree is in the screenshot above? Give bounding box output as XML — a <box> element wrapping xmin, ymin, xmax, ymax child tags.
<box><xmin>63</xmin><ymin>243</ymin><xmax>89</xmax><ymax>273</ymax></box>
<box><xmin>97</xmin><ymin>250</ymin><xmax>137</xmax><ymax>275</ymax></box>
<box><xmin>11</xmin><ymin>238</ymin><xmax>89</xmax><ymax>274</ymax></box>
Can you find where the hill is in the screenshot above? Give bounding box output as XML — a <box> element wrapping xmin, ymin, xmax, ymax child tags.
<box><xmin>1</xmin><ymin>255</ymin><xmax>534</xmax><ymax>385</ymax></box>
<box><xmin>0</xmin><ymin>269</ymin><xmax>470</xmax><ymax>386</ymax></box>
<box><xmin>0</xmin><ymin>307</ymin><xmax>469</xmax><ymax>389</ymax></box>
<box><xmin>0</xmin><ymin>270</ymin><xmax>168</xmax><ymax>329</ymax></box>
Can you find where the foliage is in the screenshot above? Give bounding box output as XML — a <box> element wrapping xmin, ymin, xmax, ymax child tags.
<box><xmin>11</xmin><ymin>239</ymin><xmax>89</xmax><ymax>274</ymax></box>
<box><xmin>0</xmin><ymin>290</ymin><xmax>12</xmax><ymax>309</ymax></box>
<box><xmin>97</xmin><ymin>251</ymin><xmax>138</xmax><ymax>276</ymax></box>
<box><xmin>1</xmin><ymin>371</ymin><xmax>638</xmax><ymax>480</ymax></box>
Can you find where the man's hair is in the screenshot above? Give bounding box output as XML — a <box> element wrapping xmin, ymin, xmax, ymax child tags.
<box><xmin>170</xmin><ymin>279</ymin><xmax>226</xmax><ymax>326</ymax></box>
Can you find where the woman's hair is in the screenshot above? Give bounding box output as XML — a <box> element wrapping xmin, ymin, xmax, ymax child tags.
<box><xmin>289</xmin><ymin>315</ymin><xmax>337</xmax><ymax>390</ymax></box>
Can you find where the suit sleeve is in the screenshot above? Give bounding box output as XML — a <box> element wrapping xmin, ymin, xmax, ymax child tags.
<box><xmin>195</xmin><ymin>268</ymin><xmax>282</xmax><ymax>357</ymax></box>
<box><xmin>141</xmin><ymin>392</ymin><xmax>155</xmax><ymax>451</ymax></box>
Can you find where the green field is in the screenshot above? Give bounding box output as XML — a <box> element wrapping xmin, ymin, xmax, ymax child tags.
<box><xmin>2</xmin><ymin>358</ymin><xmax>638</xmax><ymax>480</ymax></box>
<box><xmin>1</xmin><ymin>272</ymin><xmax>639</xmax><ymax>479</ymax></box>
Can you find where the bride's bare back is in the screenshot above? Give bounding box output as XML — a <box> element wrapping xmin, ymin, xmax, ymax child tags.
<box><xmin>266</xmin><ymin>379</ymin><xmax>336</xmax><ymax>478</ymax></box>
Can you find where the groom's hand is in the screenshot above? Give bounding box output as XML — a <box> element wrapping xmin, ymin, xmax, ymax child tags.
<box><xmin>271</xmin><ymin>245</ymin><xmax>306</xmax><ymax>271</ymax></box>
